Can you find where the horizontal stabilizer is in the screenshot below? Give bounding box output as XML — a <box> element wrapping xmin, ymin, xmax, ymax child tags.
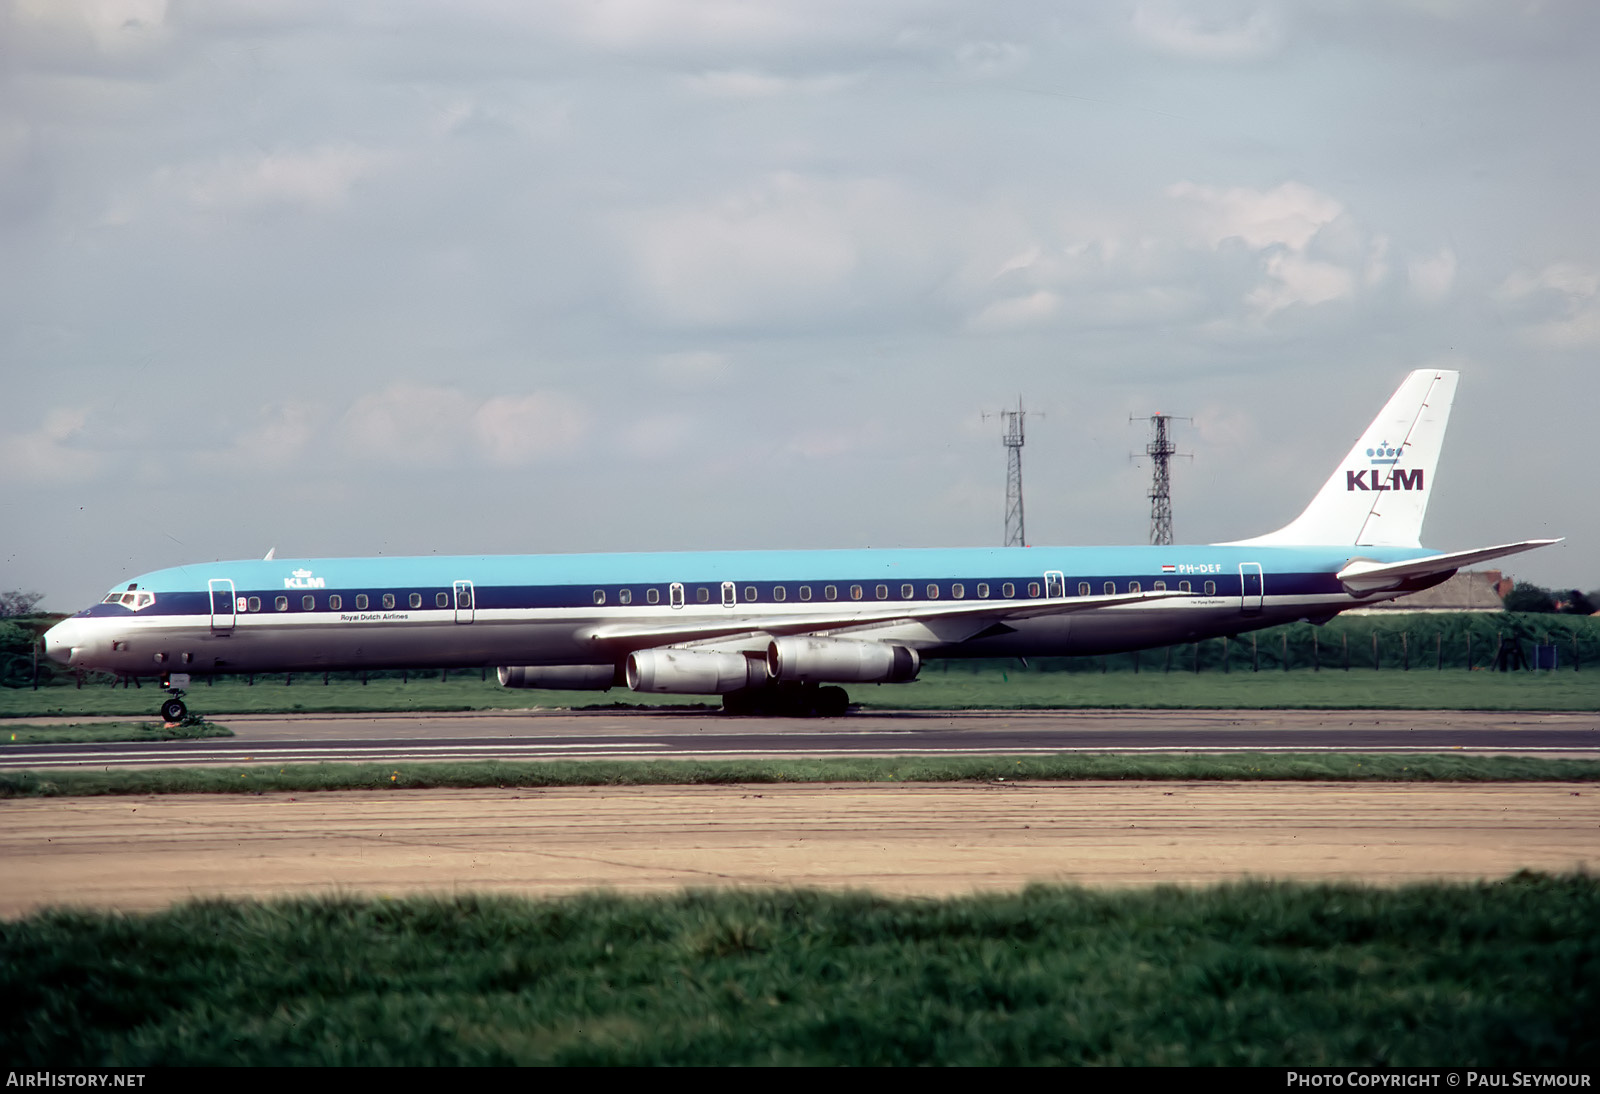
<box><xmin>1336</xmin><ymin>539</ymin><xmax>1561</xmax><ymax>593</ymax></box>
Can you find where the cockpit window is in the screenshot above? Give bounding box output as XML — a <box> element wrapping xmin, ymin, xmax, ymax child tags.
<box><xmin>104</xmin><ymin>591</ymin><xmax>155</xmax><ymax>611</ymax></box>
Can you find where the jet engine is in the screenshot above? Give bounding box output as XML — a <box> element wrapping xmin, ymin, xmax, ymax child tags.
<box><xmin>497</xmin><ymin>664</ymin><xmax>617</xmax><ymax>690</ymax></box>
<box><xmin>766</xmin><ymin>637</ymin><xmax>920</xmax><ymax>684</ymax></box>
<box><xmin>625</xmin><ymin>648</ymin><xmax>770</xmax><ymax>694</ymax></box>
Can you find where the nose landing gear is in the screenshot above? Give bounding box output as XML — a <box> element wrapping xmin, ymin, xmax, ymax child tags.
<box><xmin>158</xmin><ymin>672</ymin><xmax>191</xmax><ymax>724</ymax></box>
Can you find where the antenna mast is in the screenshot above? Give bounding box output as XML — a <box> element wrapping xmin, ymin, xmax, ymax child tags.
<box><xmin>1002</xmin><ymin>398</ymin><xmax>1027</xmax><ymax>547</ymax></box>
<box><xmin>1132</xmin><ymin>413</ymin><xmax>1191</xmax><ymax>546</ymax></box>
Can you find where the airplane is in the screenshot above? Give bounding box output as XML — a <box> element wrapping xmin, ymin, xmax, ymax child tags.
<box><xmin>43</xmin><ymin>369</ymin><xmax>1557</xmax><ymax>721</ymax></box>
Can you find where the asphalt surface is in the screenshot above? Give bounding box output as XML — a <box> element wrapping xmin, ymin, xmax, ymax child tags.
<box><xmin>3</xmin><ymin>708</ymin><xmax>1597</xmax><ymax>768</ymax></box>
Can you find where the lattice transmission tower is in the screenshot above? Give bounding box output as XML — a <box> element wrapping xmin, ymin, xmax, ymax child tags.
<box><xmin>1132</xmin><ymin>413</ymin><xmax>1190</xmax><ymax>546</ymax></box>
<box><xmin>999</xmin><ymin>398</ymin><xmax>1028</xmax><ymax>547</ymax></box>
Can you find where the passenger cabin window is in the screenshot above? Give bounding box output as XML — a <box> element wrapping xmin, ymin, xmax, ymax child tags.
<box><xmin>773</xmin><ymin>586</ymin><xmax>786</xmax><ymax>602</ymax></box>
<box><xmin>1153</xmin><ymin>580</ymin><xmax>1166</xmax><ymax>591</ymax></box>
<box><xmin>902</xmin><ymin>584</ymin><xmax>914</xmax><ymax>599</ymax></box>
<box><xmin>1129</xmin><ymin>581</ymin><xmax>1141</xmax><ymax>594</ymax></box>
<box><xmin>593</xmin><ymin>590</ymin><xmax>606</xmax><ymax>605</ymax></box>
<box><xmin>248</xmin><ymin>597</ymin><xmax>262</xmax><ymax>612</ymax></box>
<box><xmin>1104</xmin><ymin>582</ymin><xmax>1115</xmax><ymax>595</ymax></box>
<box><xmin>1204</xmin><ymin>580</ymin><xmax>1216</xmax><ymax>595</ymax></box>
<box><xmin>926</xmin><ymin>584</ymin><xmax>939</xmax><ymax>599</ymax></box>
<box><xmin>330</xmin><ymin>595</ymin><xmax>342</xmax><ymax>610</ymax></box>
<box><xmin>824</xmin><ymin>585</ymin><xmax>837</xmax><ymax>601</ymax></box>
<box><xmin>849</xmin><ymin>584</ymin><xmax>862</xmax><ymax>600</ymax></box>
<box><xmin>382</xmin><ymin>593</ymin><xmax>395</xmax><ymax>610</ymax></box>
<box><xmin>1078</xmin><ymin>582</ymin><xmax>1090</xmax><ymax>596</ymax></box>
<box><xmin>876</xmin><ymin>584</ymin><xmax>888</xmax><ymax>600</ymax></box>
<box><xmin>1028</xmin><ymin>582</ymin><xmax>1041</xmax><ymax>597</ymax></box>
<box><xmin>977</xmin><ymin>583</ymin><xmax>990</xmax><ymax>598</ymax></box>
<box><xmin>800</xmin><ymin>586</ymin><xmax>812</xmax><ymax>601</ymax></box>
<box><xmin>952</xmin><ymin>583</ymin><xmax>964</xmax><ymax>599</ymax></box>
<box><xmin>409</xmin><ymin>593</ymin><xmax>422</xmax><ymax>609</ymax></box>
<box><xmin>647</xmin><ymin>588</ymin><xmax>660</xmax><ymax>605</ymax></box>
<box><xmin>274</xmin><ymin>596</ymin><xmax>288</xmax><ymax>611</ymax></box>
<box><xmin>356</xmin><ymin>594</ymin><xmax>368</xmax><ymax>610</ymax></box>
<box><xmin>1002</xmin><ymin>583</ymin><xmax>1015</xmax><ymax>598</ymax></box>
<box><xmin>436</xmin><ymin>592</ymin><xmax>449</xmax><ymax>608</ymax></box>
<box><xmin>619</xmin><ymin>589</ymin><xmax>632</xmax><ymax>605</ymax></box>
<box><xmin>303</xmin><ymin>595</ymin><xmax>316</xmax><ymax>611</ymax></box>
<box><xmin>744</xmin><ymin>586</ymin><xmax>757</xmax><ymax>603</ymax></box>
<box><xmin>1179</xmin><ymin>581</ymin><xmax>1191</xmax><ymax>593</ymax></box>
<box><xmin>696</xmin><ymin>587</ymin><xmax>710</xmax><ymax>604</ymax></box>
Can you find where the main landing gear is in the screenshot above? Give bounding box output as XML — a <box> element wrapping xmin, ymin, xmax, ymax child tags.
<box><xmin>722</xmin><ymin>682</ymin><xmax>850</xmax><ymax>718</ymax></box>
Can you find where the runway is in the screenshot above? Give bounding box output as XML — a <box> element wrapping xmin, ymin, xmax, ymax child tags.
<box><xmin>4</xmin><ymin>708</ymin><xmax>1597</xmax><ymax>768</ymax></box>
<box><xmin>4</xmin><ymin>709</ymin><xmax>1596</xmax><ymax>915</ymax></box>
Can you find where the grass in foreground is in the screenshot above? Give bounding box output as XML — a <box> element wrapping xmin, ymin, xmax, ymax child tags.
<box><xmin>3</xmin><ymin>877</ymin><xmax>1596</xmax><ymax>1066</ymax></box>
<box><xmin>3</xmin><ymin>753</ymin><xmax>1597</xmax><ymax>798</ymax></box>
<box><xmin>0</xmin><ymin>721</ymin><xmax>232</xmax><ymax>745</ymax></box>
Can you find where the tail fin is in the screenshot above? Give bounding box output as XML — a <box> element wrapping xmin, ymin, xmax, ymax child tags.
<box><xmin>1227</xmin><ymin>369</ymin><xmax>1458</xmax><ymax>547</ymax></box>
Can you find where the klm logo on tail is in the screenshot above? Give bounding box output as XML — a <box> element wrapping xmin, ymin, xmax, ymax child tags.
<box><xmin>1347</xmin><ymin>441</ymin><xmax>1423</xmax><ymax>491</ymax></box>
<box><xmin>1347</xmin><ymin>469</ymin><xmax>1424</xmax><ymax>491</ymax></box>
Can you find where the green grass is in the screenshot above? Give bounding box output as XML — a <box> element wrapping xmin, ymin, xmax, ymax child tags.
<box><xmin>4</xmin><ymin>877</ymin><xmax>1596</xmax><ymax>1065</ymax></box>
<box><xmin>4</xmin><ymin>753</ymin><xmax>1597</xmax><ymax>799</ymax></box>
<box><xmin>0</xmin><ymin>721</ymin><xmax>232</xmax><ymax>744</ymax></box>
<box><xmin>2</xmin><ymin>665</ymin><xmax>1597</xmax><ymax>719</ymax></box>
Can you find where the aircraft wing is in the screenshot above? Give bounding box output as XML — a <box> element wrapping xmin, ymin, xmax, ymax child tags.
<box><xmin>1336</xmin><ymin>539</ymin><xmax>1561</xmax><ymax>593</ymax></box>
<box><xmin>580</xmin><ymin>588</ymin><xmax>1195</xmax><ymax>653</ymax></box>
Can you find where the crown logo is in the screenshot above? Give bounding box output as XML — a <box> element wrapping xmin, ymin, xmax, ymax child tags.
<box><xmin>1366</xmin><ymin>442</ymin><xmax>1401</xmax><ymax>465</ymax></box>
<box><xmin>292</xmin><ymin>568</ymin><xmax>313</xmax><ymax>578</ymax></box>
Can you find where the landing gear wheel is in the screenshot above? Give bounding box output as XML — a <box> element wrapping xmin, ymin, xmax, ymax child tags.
<box><xmin>722</xmin><ymin>690</ymin><xmax>756</xmax><ymax>715</ymax></box>
<box><xmin>160</xmin><ymin>697</ymin><xmax>187</xmax><ymax>723</ymax></box>
<box><xmin>816</xmin><ymin>686</ymin><xmax>849</xmax><ymax>718</ymax></box>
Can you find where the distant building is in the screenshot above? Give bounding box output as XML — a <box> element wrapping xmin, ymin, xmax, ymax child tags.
<box><xmin>1346</xmin><ymin>570</ymin><xmax>1510</xmax><ymax>614</ymax></box>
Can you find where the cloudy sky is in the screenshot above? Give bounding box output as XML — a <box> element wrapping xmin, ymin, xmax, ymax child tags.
<box><xmin>3</xmin><ymin>0</ymin><xmax>1595</xmax><ymax>610</ymax></box>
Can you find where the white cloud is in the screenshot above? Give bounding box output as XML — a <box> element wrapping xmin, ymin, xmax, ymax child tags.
<box><xmin>620</xmin><ymin>173</ymin><xmax>882</xmax><ymax>327</ymax></box>
<box><xmin>967</xmin><ymin>290</ymin><xmax>1062</xmax><ymax>331</ymax></box>
<box><xmin>683</xmin><ymin>69</ymin><xmax>859</xmax><ymax>98</ymax></box>
<box><xmin>169</xmin><ymin>145</ymin><xmax>391</xmax><ymax>214</ymax></box>
<box><xmin>12</xmin><ymin>0</ymin><xmax>170</xmax><ymax>56</ymax></box>
<box><xmin>473</xmin><ymin>393</ymin><xmax>587</xmax><ymax>465</ymax></box>
<box><xmin>655</xmin><ymin>350</ymin><xmax>732</xmax><ymax>387</ymax></box>
<box><xmin>1408</xmin><ymin>248</ymin><xmax>1457</xmax><ymax>303</ymax></box>
<box><xmin>220</xmin><ymin>402</ymin><xmax>325</xmax><ymax>471</ymax></box>
<box><xmin>341</xmin><ymin>384</ymin><xmax>587</xmax><ymax>467</ymax></box>
<box><xmin>342</xmin><ymin>383</ymin><xmax>478</xmax><ymax>467</ymax></box>
<box><xmin>0</xmin><ymin>408</ymin><xmax>104</xmax><ymax>483</ymax></box>
<box><xmin>1129</xmin><ymin>1</ymin><xmax>1285</xmax><ymax>60</ymax></box>
<box><xmin>1168</xmin><ymin>180</ymin><xmax>1374</xmax><ymax>316</ymax></box>
<box><xmin>1495</xmin><ymin>262</ymin><xmax>1600</xmax><ymax>348</ymax></box>
<box><xmin>1168</xmin><ymin>180</ymin><xmax>1342</xmax><ymax>252</ymax></box>
<box><xmin>1246</xmin><ymin>252</ymin><xmax>1357</xmax><ymax>314</ymax></box>
<box><xmin>954</xmin><ymin>41</ymin><xmax>1029</xmax><ymax>78</ymax></box>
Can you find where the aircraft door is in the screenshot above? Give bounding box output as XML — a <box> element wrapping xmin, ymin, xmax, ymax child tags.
<box><xmin>1044</xmin><ymin>571</ymin><xmax>1065</xmax><ymax>598</ymax></box>
<box><xmin>453</xmin><ymin>580</ymin><xmax>475</xmax><ymax>624</ymax></box>
<box><xmin>1239</xmin><ymin>563</ymin><xmax>1264</xmax><ymax>614</ymax></box>
<box><xmin>721</xmin><ymin>581</ymin><xmax>736</xmax><ymax>608</ymax></box>
<box><xmin>208</xmin><ymin>578</ymin><xmax>236</xmax><ymax>634</ymax></box>
<box><xmin>669</xmin><ymin>583</ymin><xmax>685</xmax><ymax>609</ymax></box>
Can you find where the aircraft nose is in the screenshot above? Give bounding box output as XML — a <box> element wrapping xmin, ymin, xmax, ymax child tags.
<box><xmin>43</xmin><ymin>620</ymin><xmax>81</xmax><ymax>665</ymax></box>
